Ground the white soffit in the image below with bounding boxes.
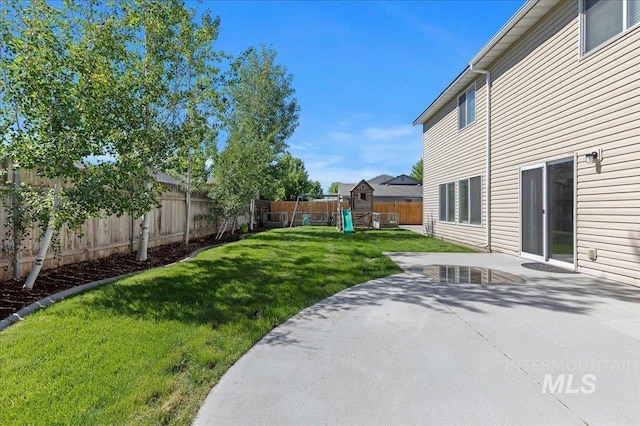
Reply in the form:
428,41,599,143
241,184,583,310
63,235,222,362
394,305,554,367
413,0,560,126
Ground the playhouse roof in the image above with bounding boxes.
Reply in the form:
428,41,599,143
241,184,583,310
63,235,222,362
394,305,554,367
349,179,374,193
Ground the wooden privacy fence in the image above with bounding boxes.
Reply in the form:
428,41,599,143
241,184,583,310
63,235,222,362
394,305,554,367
0,170,218,281
268,201,423,226
372,202,423,225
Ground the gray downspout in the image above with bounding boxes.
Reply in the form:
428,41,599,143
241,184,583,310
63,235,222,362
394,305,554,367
470,64,491,251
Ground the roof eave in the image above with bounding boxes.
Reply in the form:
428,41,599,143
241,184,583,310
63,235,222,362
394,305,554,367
413,0,560,126
412,66,470,126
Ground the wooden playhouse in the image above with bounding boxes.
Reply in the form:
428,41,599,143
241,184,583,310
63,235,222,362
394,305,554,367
349,180,374,228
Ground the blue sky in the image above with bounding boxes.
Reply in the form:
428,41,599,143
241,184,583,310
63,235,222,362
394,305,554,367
198,0,524,192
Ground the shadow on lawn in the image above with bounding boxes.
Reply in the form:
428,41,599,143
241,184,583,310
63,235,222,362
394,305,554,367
85,228,640,334
85,246,386,327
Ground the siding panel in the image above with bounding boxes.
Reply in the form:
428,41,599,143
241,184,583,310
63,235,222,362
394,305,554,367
488,0,640,285
421,0,640,285
423,78,488,247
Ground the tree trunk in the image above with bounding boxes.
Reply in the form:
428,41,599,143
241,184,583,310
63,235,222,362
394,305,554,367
136,212,151,262
23,179,61,289
129,214,135,252
136,181,153,261
249,198,255,231
184,166,191,245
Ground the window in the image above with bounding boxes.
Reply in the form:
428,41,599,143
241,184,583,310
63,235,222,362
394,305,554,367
359,193,367,200
630,0,640,27
581,0,640,55
458,176,482,225
458,84,476,130
439,182,455,222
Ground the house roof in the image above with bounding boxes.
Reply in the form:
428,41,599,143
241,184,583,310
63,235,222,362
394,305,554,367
413,0,560,126
368,174,394,184
152,170,179,185
380,174,421,185
337,182,422,199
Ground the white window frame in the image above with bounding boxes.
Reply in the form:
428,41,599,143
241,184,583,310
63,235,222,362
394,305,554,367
457,83,476,130
457,175,482,226
580,0,640,58
439,182,455,223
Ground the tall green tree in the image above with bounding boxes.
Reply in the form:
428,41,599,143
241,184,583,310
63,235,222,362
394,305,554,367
268,152,322,201
410,158,423,182
164,7,221,245
0,0,147,287
0,0,220,285
115,0,186,261
328,182,340,194
211,46,299,219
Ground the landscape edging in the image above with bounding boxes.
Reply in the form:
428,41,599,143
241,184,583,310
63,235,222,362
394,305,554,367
0,244,221,333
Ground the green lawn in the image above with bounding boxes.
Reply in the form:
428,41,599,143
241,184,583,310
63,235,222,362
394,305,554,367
0,227,472,425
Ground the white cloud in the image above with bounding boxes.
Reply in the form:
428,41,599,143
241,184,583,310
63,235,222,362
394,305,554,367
360,137,421,166
289,120,422,192
327,131,353,141
363,125,414,140
305,155,345,170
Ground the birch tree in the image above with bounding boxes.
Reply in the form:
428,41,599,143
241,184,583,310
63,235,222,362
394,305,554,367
164,8,221,245
0,0,212,285
211,46,299,222
0,0,136,288
109,0,199,260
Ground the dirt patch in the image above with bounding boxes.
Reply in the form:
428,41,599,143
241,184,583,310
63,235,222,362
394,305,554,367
0,231,251,321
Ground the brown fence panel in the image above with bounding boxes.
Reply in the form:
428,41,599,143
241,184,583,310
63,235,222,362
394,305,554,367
270,201,348,219
268,200,422,226
373,202,423,225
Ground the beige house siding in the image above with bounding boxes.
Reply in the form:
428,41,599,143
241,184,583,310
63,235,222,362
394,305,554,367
419,0,639,286
488,0,640,285
422,78,487,248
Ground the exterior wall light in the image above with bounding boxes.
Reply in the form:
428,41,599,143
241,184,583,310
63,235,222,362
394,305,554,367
585,151,598,164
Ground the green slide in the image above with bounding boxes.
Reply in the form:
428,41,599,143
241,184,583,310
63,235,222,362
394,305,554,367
342,208,354,233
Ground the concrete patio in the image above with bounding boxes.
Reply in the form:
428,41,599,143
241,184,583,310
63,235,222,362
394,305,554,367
194,253,640,425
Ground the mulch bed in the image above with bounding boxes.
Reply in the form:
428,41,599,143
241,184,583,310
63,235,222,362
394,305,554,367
0,231,248,321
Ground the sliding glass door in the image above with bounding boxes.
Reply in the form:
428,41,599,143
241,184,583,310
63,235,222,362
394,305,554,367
520,158,574,266
521,165,544,257
547,160,574,263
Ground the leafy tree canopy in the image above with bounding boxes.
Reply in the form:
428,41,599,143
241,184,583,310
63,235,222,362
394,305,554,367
265,152,322,201
410,158,423,182
211,46,299,216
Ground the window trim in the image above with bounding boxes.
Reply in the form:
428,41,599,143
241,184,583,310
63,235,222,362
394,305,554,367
457,175,482,227
580,0,640,58
457,83,476,130
439,182,456,223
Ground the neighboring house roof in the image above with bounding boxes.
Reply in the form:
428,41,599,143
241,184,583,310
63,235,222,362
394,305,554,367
413,0,560,126
380,174,421,185
367,174,394,184
152,170,179,185
364,184,422,199
338,178,422,199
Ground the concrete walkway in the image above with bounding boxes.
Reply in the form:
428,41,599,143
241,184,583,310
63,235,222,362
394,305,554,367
399,224,424,235
193,253,640,426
